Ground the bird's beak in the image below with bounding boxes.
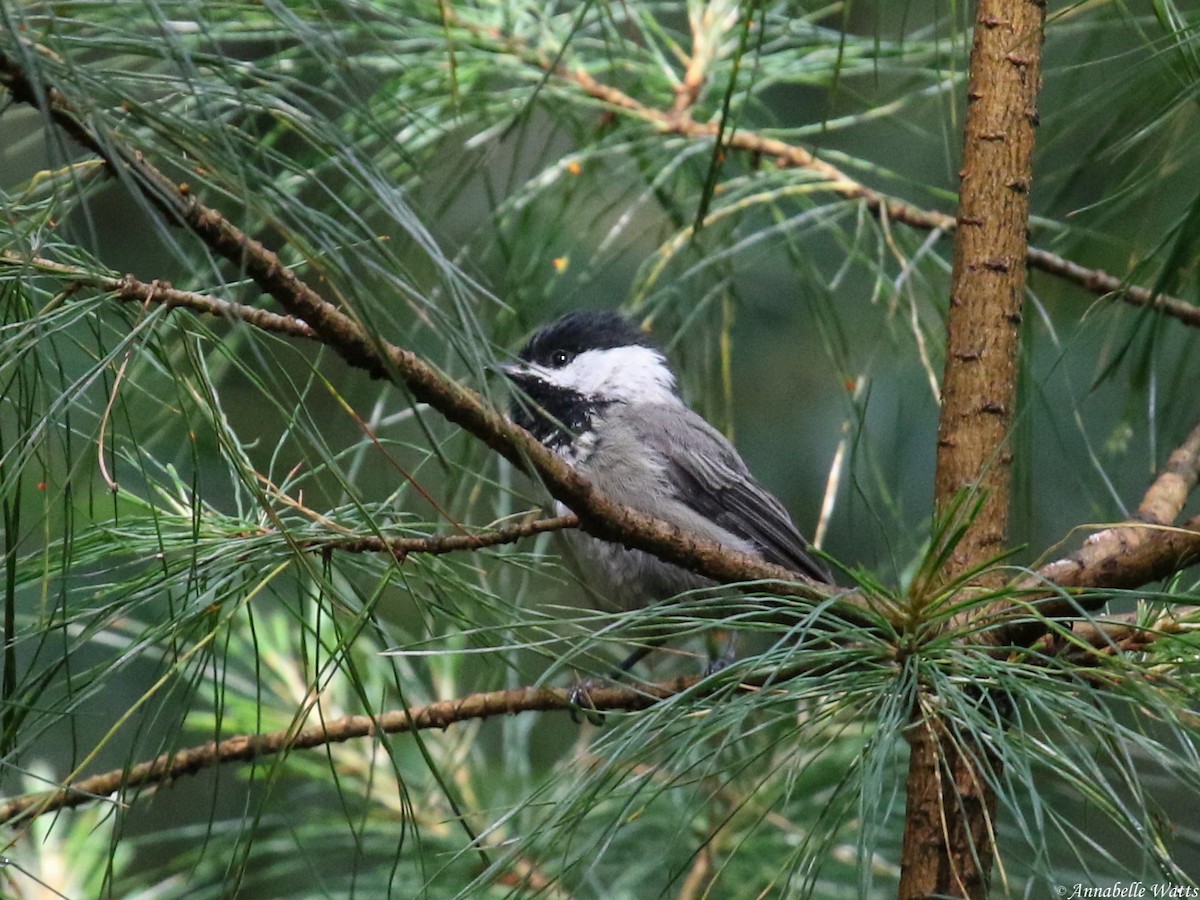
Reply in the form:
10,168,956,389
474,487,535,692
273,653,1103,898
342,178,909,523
491,361,534,384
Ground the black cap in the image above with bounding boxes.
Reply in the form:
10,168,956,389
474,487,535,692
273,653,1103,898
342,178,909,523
518,311,654,367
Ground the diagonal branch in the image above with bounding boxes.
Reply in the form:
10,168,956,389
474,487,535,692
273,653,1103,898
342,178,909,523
1135,420,1200,526
557,60,1200,330
0,45,883,624
995,515,1200,648
0,669,754,826
0,253,317,339
0,682,670,826
8,596,1195,829
979,419,1200,649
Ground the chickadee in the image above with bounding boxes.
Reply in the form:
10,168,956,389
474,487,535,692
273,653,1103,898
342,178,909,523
499,310,831,677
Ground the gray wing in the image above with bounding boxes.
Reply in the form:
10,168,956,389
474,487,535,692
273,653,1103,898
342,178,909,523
632,405,833,583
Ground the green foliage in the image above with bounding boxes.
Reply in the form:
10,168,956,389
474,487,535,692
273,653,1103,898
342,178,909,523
3,1,1200,897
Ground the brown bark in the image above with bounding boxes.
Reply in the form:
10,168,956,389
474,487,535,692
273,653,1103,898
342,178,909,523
932,1,1045,587
902,719,1001,899
902,2,1046,898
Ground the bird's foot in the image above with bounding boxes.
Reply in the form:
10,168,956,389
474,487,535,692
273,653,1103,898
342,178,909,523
702,629,738,678
703,647,738,677
567,677,608,726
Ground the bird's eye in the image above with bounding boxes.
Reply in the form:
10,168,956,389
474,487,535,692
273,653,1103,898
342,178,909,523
550,349,572,368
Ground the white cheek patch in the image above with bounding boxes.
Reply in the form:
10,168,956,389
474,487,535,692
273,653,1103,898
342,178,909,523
551,346,676,404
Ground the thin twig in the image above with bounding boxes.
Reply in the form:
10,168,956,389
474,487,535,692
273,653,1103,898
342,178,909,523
667,3,730,120
555,64,1200,329
1053,604,1200,658
0,253,318,339
311,514,578,556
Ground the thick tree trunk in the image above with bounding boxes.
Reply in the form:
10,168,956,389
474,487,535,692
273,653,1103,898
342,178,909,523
933,0,1045,585
900,1,1046,898
900,718,1003,898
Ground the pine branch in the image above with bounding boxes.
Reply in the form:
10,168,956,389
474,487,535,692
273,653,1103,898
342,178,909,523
978,420,1200,648
0,684,642,825
7,592,1193,830
310,514,578,556
0,671,743,826
1136,421,1200,526
1,42,882,625
528,36,1200,329
0,253,318,339
1050,605,1200,659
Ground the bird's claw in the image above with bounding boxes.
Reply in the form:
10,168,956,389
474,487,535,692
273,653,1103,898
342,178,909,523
703,648,737,677
567,677,608,726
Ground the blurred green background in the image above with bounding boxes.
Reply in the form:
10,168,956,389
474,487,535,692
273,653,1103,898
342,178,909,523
3,1,1200,896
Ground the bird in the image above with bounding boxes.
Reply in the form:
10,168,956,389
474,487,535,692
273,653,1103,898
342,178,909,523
497,310,831,690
